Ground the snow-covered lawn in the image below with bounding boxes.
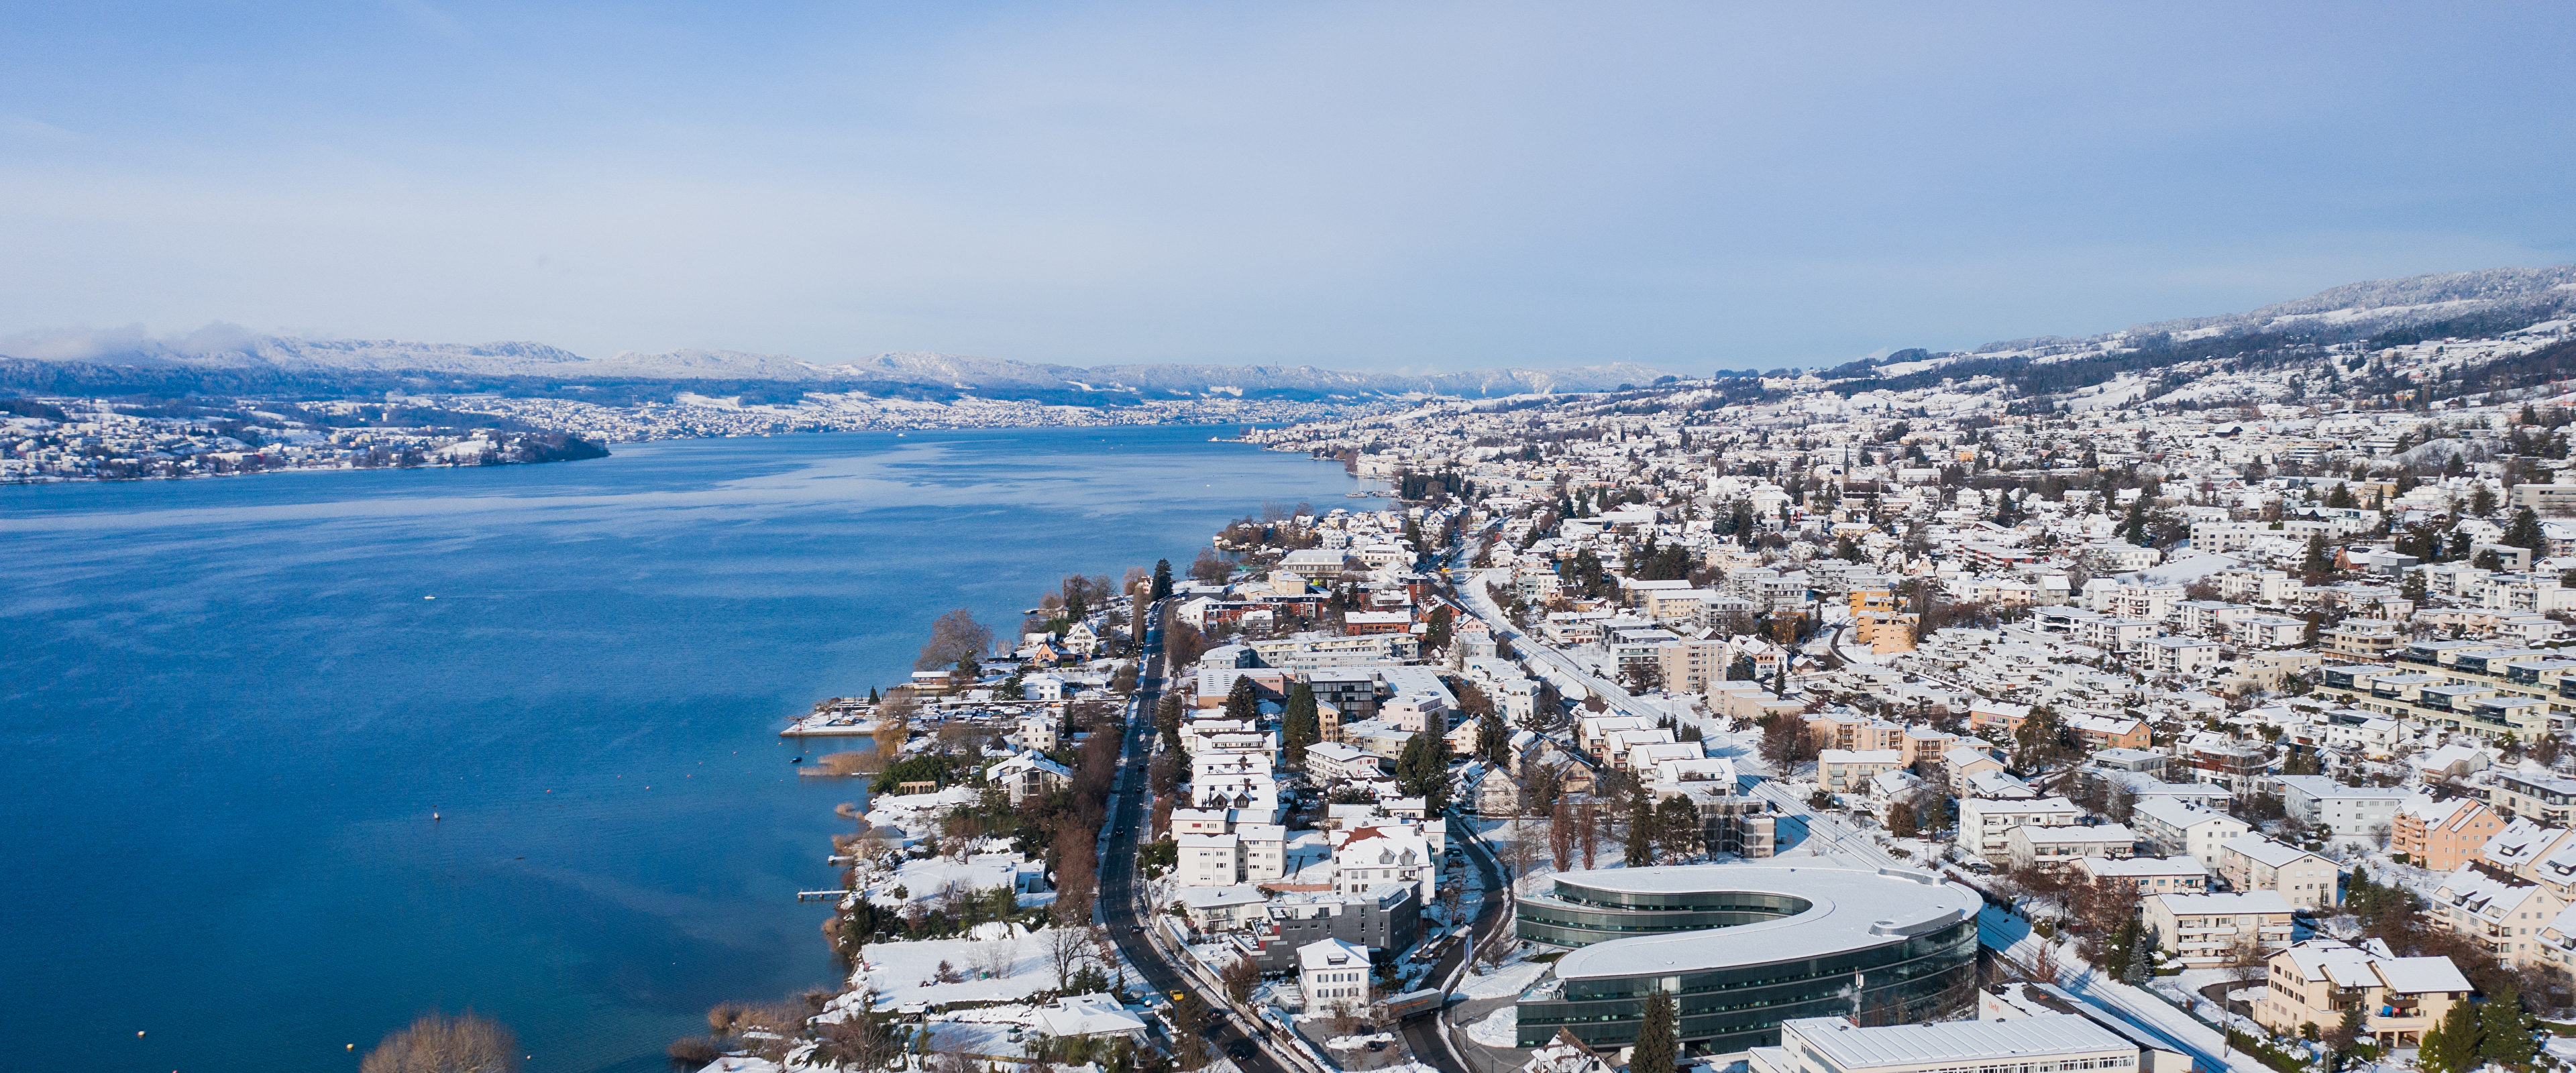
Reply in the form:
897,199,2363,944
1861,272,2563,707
922,1016,1034,1060
1456,958,1548,1001
866,787,984,841
848,925,1066,1009
1466,1007,1518,1048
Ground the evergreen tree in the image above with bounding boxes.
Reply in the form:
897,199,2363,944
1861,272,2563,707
2123,495,2150,545
1631,992,1678,1073
1224,677,1260,722
1394,732,1453,813
1426,606,1454,650
2479,984,2533,1068
2301,532,2333,583
2123,926,2156,985
1151,559,1174,601
1477,714,1510,768
2420,995,2481,1073
2506,506,2548,556
1283,682,1319,767
1658,794,1705,860
1625,793,1656,866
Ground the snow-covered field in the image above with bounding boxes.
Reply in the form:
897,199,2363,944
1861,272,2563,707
847,924,1065,1009
1466,1007,1518,1048
1455,957,1548,1001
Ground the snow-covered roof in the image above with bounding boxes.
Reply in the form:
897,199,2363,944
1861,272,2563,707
2374,956,2473,996
1783,1013,2131,1070
1032,993,1148,1037
2220,833,2326,868
1297,937,1367,970
2153,891,2294,915
2080,854,2204,877
1174,885,1267,910
2019,823,2135,846
1542,860,1980,984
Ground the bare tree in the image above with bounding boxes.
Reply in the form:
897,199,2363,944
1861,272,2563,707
1221,952,1260,1006
1046,921,1094,990
1503,815,1539,883
916,608,993,671
977,934,1018,979
362,1012,523,1073
1548,798,1574,871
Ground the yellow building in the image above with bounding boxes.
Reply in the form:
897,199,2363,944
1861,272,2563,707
2256,939,2469,1047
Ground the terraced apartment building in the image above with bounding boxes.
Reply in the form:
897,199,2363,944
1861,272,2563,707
2314,640,2576,742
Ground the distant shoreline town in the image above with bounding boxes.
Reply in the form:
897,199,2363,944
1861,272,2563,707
0,392,1374,484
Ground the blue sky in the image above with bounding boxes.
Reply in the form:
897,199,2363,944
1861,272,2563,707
2,1,2571,372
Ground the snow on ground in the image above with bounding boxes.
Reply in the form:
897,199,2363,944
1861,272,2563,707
1980,907,2273,1073
1466,1007,1518,1048
847,925,1063,1009
922,1015,1034,1059
2118,551,2237,587
866,786,983,840
1328,1033,1399,1050
694,1058,784,1073
868,854,1030,906
1456,957,1549,1001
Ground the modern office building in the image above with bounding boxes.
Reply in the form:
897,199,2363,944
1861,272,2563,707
1513,861,1982,1054
1751,1013,2142,1073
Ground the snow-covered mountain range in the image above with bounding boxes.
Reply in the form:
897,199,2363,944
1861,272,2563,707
0,330,1672,400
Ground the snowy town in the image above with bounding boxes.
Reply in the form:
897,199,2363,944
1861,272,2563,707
0,389,1360,483
679,311,2576,1073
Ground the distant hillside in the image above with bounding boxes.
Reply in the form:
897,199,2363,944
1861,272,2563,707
0,331,1670,404
1819,263,2576,400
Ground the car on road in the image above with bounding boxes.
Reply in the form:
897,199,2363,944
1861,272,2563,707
1227,1041,1256,1062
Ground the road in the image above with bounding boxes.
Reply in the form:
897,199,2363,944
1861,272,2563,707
1455,567,1668,725
1746,778,1903,867
1978,907,2267,1073
1099,598,1288,1073
1406,815,1508,1073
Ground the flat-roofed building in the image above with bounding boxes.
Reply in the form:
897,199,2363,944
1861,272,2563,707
1819,748,1904,796
2131,797,2250,860
2276,776,2407,843
2008,824,2137,872
1513,862,1980,1054
1750,1015,2139,1073
2497,769,2576,826
1956,796,2082,865
2145,891,2294,967
2080,855,2208,896
2216,834,2340,910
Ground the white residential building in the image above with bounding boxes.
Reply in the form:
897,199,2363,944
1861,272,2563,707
2131,797,2250,861
2276,776,2407,843
1955,796,2081,866
1297,938,1373,1012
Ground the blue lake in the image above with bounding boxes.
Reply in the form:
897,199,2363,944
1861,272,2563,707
0,425,1362,1073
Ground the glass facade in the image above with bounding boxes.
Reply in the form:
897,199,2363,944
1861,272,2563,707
1517,881,1813,946
1513,877,1979,1053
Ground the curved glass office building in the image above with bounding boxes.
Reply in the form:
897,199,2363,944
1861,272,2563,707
1512,861,1981,1055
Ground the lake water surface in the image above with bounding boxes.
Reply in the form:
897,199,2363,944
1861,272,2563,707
0,425,1361,1073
